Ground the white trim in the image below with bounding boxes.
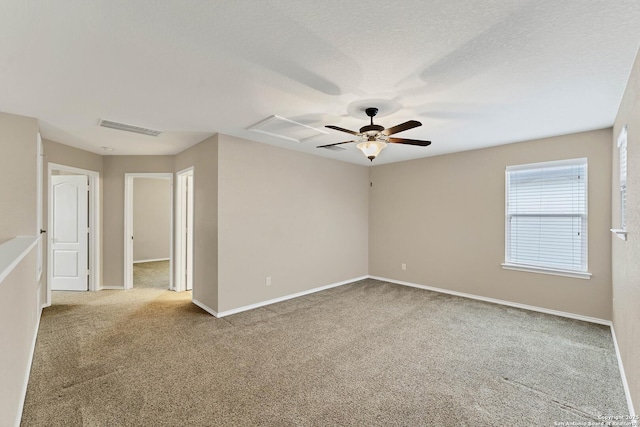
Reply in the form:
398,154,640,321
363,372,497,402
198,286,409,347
214,276,368,318
192,298,218,317
101,286,125,290
124,173,174,290
15,302,42,427
175,167,194,293
46,163,101,304
505,157,588,172
501,263,592,280
610,325,636,420
0,236,39,285
611,229,628,241
133,258,170,264
369,276,610,325
197,273,605,324
617,125,628,234
618,125,628,148
36,133,43,281
505,157,589,274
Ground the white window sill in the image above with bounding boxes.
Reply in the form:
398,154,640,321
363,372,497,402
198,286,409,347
501,263,592,280
610,229,628,241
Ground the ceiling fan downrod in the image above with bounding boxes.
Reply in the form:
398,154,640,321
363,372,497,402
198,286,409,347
360,108,384,134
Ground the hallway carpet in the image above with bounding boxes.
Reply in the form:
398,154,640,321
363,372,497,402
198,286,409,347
22,279,628,426
133,260,170,289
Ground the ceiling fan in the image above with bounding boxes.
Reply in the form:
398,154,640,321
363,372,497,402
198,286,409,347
317,107,431,161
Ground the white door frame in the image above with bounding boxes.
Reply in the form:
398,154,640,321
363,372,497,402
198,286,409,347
175,167,194,292
124,173,174,290
37,132,43,283
46,163,101,307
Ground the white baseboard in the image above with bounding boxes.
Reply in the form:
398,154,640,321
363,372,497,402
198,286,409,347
369,276,611,326
610,325,636,419
100,286,125,290
133,258,169,264
204,275,368,318
216,275,368,318
16,304,42,427
192,298,218,317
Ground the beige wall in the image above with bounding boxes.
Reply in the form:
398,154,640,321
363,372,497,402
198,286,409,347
0,111,40,426
217,134,369,312
612,47,640,413
103,156,174,286
43,138,103,173
133,178,171,262
0,112,38,240
174,135,218,310
370,129,612,320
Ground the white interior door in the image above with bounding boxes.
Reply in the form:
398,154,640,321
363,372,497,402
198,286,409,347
51,175,88,291
185,174,193,291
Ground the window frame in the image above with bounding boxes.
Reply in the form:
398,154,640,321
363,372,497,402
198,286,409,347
619,125,628,234
502,158,591,279
611,126,628,241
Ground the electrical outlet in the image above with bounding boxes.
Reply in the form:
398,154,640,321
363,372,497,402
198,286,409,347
266,276,271,286
401,263,406,271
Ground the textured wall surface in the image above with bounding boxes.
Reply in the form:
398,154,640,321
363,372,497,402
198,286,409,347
612,46,640,413
370,129,612,320
0,112,38,240
0,111,40,426
174,135,218,310
217,134,369,312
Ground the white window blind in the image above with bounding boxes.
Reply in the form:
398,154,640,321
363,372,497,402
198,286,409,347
618,126,628,230
505,158,587,273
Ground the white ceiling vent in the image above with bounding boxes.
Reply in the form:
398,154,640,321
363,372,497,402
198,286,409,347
248,115,327,143
99,119,162,137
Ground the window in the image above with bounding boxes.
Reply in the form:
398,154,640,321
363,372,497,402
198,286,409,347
618,126,628,231
503,158,590,279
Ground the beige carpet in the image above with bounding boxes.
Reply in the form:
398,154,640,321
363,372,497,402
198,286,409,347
22,279,627,426
133,260,169,289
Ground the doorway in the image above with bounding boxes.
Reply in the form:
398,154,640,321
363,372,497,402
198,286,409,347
46,163,101,306
175,167,194,292
124,173,173,290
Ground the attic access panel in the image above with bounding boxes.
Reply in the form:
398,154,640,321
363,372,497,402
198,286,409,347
248,115,327,143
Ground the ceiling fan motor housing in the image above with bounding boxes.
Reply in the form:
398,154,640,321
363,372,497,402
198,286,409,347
360,107,384,134
360,124,384,134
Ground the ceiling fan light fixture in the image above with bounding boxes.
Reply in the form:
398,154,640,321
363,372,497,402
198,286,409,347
357,140,387,161
318,106,430,159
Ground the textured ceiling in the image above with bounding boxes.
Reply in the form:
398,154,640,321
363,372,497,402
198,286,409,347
2,0,640,165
